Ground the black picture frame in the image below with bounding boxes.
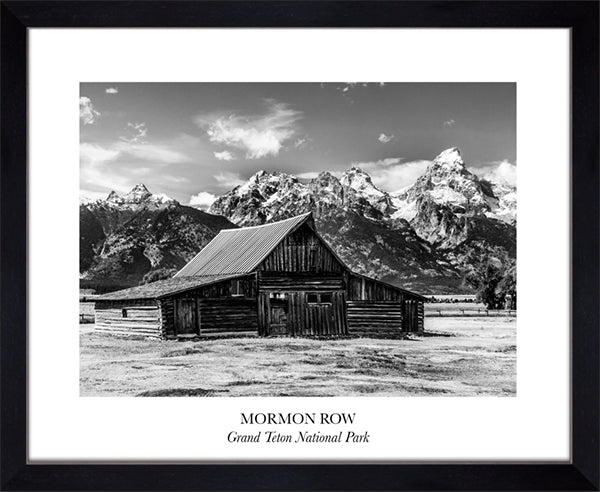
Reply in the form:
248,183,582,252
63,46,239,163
1,1,598,490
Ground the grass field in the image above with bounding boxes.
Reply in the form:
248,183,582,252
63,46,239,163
80,316,516,397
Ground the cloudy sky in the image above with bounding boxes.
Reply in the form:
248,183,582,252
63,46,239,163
80,83,516,208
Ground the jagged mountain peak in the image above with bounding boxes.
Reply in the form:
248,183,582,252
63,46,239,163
407,147,490,212
344,165,370,176
313,171,340,185
341,166,383,194
124,183,152,202
88,184,178,211
235,170,301,199
106,190,121,202
342,166,374,184
427,147,467,175
129,183,150,193
250,169,297,182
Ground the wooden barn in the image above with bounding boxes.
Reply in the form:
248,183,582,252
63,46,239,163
94,212,426,339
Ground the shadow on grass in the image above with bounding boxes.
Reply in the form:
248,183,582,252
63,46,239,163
137,388,229,397
226,380,269,386
160,347,209,358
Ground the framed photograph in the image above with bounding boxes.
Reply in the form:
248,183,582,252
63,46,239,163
2,1,598,490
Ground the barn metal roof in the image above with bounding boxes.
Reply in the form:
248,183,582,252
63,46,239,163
93,274,250,301
174,212,313,277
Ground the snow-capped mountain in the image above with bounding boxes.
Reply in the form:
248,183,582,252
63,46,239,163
79,149,517,294
96,184,176,209
487,182,517,224
80,185,234,289
340,166,397,216
395,148,513,220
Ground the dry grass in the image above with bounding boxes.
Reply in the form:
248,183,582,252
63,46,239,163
80,316,516,397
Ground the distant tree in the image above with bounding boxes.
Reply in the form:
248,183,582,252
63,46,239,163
497,264,516,309
464,248,516,310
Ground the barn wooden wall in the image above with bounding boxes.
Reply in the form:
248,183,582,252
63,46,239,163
259,224,344,273
158,277,259,337
347,301,403,337
346,274,425,334
157,298,174,338
403,299,424,333
198,299,258,334
347,274,404,301
172,276,257,300
258,272,343,291
94,299,162,338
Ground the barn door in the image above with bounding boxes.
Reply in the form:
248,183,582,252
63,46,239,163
269,299,288,335
308,303,334,335
176,298,199,336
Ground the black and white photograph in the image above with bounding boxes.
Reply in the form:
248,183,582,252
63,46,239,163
79,82,517,397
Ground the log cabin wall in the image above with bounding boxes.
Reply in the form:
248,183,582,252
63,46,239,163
94,299,162,338
157,297,175,338
345,273,425,335
198,299,258,334
168,276,257,300
347,274,404,301
346,301,403,337
403,299,424,333
258,272,344,291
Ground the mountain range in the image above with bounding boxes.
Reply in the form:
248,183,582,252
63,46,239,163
80,184,235,290
80,148,516,293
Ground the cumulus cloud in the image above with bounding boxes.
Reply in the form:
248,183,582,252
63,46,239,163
214,171,245,188
378,133,394,143
105,87,119,94
476,160,517,186
189,191,217,210
79,96,100,125
350,157,431,192
195,100,302,159
214,150,235,161
443,119,456,128
120,122,148,144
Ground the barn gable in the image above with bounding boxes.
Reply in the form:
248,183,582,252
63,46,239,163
257,220,346,273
